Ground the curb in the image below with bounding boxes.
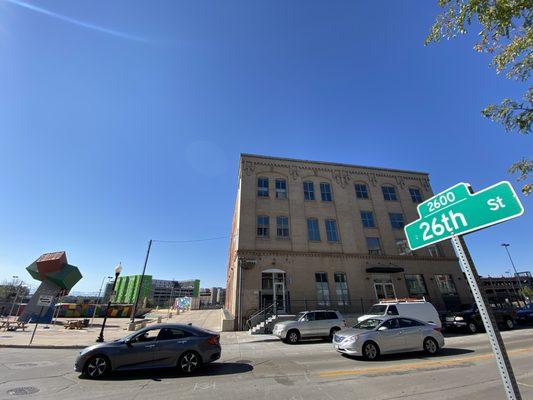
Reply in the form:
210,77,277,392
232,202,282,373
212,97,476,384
0,344,86,349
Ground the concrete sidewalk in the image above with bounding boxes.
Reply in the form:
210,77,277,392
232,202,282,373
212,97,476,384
0,309,265,349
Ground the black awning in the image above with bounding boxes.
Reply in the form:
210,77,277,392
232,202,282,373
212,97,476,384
366,266,404,273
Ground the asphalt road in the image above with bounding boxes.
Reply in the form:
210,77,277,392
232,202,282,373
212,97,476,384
1,328,532,400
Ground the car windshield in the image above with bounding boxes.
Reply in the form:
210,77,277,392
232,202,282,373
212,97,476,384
367,305,387,315
353,318,382,330
459,304,476,312
121,329,148,342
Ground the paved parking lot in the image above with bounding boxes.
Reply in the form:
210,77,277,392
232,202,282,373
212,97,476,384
1,327,532,400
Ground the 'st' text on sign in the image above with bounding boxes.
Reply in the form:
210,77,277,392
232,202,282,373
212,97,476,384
404,181,524,250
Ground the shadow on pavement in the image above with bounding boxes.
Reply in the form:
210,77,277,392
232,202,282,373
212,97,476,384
442,324,532,338
78,362,253,381
342,347,475,362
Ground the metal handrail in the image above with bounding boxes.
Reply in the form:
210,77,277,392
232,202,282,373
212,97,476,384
245,303,275,330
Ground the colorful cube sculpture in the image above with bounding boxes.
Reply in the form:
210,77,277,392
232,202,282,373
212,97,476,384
26,251,82,291
19,251,82,323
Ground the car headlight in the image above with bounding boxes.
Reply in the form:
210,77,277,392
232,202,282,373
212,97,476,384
343,335,358,344
454,316,464,321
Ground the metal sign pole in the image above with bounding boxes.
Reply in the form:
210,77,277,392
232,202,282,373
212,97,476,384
29,306,45,346
451,235,522,400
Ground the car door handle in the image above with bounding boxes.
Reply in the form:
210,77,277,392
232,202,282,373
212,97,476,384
144,344,156,349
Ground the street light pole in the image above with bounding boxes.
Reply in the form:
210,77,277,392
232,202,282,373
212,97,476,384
7,276,21,324
96,263,122,343
501,243,527,304
90,276,113,327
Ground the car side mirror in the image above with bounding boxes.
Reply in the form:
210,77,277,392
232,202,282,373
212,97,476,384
124,338,133,346
378,326,388,331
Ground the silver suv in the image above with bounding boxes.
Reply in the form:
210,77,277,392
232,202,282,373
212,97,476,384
272,310,346,344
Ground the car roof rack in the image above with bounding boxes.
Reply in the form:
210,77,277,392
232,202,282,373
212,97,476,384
379,297,427,303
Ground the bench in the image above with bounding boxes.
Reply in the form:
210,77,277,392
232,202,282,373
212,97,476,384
64,320,84,330
1,320,27,331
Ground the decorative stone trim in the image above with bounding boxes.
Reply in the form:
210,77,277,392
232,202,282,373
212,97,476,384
241,159,429,190
235,248,457,262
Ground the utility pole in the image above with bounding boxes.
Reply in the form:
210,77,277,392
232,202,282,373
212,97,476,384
131,239,152,324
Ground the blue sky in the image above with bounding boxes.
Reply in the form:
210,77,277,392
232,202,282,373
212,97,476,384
0,1,530,293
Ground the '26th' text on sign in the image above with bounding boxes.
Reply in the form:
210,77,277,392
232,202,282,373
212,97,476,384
404,181,524,250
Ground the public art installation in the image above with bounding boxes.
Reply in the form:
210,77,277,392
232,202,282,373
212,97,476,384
19,251,82,323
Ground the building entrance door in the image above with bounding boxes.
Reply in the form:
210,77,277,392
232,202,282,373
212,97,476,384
273,281,286,314
261,269,287,314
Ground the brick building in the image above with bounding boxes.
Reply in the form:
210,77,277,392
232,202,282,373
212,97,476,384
226,154,472,329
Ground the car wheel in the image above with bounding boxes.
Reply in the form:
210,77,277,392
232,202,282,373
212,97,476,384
286,330,300,344
178,351,201,374
328,327,341,342
362,341,380,361
467,322,478,334
84,356,110,379
423,337,439,355
504,318,514,330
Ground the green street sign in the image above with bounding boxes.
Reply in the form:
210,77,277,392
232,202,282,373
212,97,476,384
405,181,524,250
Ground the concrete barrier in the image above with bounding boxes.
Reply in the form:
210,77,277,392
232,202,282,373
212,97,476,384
220,308,235,332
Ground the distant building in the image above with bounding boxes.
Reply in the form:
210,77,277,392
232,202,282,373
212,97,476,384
110,275,201,307
209,287,225,305
481,272,532,306
226,154,474,329
216,288,226,305
115,275,153,304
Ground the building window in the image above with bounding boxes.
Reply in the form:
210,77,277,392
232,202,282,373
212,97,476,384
275,179,287,199
396,239,412,256
374,278,395,299
320,182,332,202
257,177,269,197
303,181,315,200
276,216,289,238
360,211,375,228
256,216,269,237
409,188,423,203
389,213,405,229
382,185,398,201
354,183,369,199
405,274,428,297
428,245,444,257
435,274,457,295
307,218,321,241
334,272,349,306
366,237,382,255
325,219,339,242
315,272,330,306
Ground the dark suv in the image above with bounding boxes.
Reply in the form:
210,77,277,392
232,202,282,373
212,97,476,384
443,304,517,333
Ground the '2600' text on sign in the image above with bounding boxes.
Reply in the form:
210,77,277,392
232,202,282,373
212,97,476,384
404,181,524,250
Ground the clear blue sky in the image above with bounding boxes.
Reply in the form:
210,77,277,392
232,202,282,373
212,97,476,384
0,1,530,293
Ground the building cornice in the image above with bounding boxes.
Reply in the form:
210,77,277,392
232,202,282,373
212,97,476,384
239,154,431,190
235,248,457,263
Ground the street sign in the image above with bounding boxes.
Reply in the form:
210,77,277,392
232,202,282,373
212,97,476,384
404,180,526,400
405,181,524,250
36,295,54,307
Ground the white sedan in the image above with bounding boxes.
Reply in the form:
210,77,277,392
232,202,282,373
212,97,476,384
332,316,444,360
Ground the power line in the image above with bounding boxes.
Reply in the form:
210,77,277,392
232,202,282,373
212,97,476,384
152,234,237,244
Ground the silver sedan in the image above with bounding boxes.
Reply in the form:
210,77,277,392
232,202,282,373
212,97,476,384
332,316,444,360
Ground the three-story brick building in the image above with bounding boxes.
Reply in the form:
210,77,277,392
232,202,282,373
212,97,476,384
226,154,472,329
